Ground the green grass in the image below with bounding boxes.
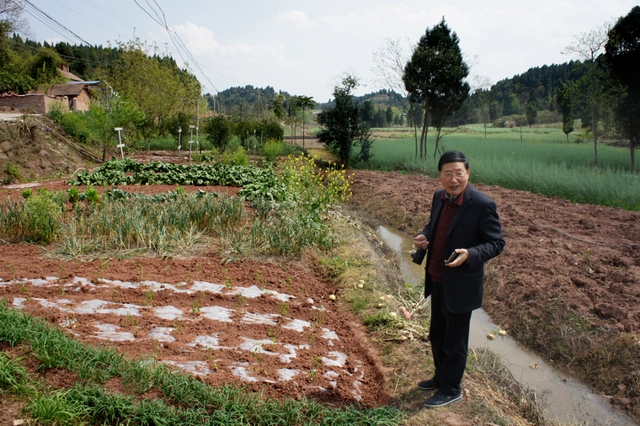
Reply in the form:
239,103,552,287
0,301,404,425
359,126,639,210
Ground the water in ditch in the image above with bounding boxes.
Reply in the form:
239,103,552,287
377,225,637,426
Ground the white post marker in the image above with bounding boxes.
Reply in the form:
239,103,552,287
114,127,124,159
189,125,195,161
177,127,182,159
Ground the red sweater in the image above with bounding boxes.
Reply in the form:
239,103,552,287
427,187,466,282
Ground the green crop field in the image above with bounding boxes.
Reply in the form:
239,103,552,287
360,126,639,210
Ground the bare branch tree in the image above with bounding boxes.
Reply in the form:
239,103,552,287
0,0,31,36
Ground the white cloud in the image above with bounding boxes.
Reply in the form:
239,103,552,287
276,10,317,30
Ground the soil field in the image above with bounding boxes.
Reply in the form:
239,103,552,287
0,183,390,410
1,148,640,422
347,169,640,418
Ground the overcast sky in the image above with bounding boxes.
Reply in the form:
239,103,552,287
22,0,639,102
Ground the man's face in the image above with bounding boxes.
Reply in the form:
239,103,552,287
439,161,469,197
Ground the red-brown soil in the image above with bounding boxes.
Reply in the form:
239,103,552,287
347,169,640,417
348,170,640,334
0,175,389,408
1,157,639,420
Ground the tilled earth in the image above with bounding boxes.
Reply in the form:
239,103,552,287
1,163,639,419
0,181,386,408
347,170,640,334
347,169,640,417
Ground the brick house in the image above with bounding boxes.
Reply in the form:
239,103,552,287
0,65,100,114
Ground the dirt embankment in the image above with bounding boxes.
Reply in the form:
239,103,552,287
0,118,99,184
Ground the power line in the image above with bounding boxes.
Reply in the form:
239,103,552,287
48,0,121,37
81,0,134,29
23,9,77,45
22,0,92,45
132,0,219,94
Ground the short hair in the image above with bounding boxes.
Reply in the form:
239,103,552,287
438,150,469,171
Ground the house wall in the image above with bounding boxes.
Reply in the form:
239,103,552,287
0,94,47,114
73,90,90,111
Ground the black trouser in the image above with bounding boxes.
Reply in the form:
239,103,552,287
429,279,472,396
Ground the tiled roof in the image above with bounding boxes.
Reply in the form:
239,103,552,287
59,68,84,82
49,84,87,96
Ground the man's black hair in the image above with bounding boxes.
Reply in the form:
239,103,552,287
438,150,469,171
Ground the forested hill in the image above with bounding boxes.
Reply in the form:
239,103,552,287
478,60,587,119
204,86,292,118
1,35,196,94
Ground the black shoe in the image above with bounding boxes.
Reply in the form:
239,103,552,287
423,391,462,408
417,378,438,391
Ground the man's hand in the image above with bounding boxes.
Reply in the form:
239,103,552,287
445,248,468,267
413,234,429,250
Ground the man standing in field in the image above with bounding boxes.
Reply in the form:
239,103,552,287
413,150,505,408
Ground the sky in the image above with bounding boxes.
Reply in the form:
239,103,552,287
21,0,640,102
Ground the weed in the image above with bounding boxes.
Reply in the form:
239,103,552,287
236,294,248,309
224,277,232,289
191,298,201,314
84,186,101,204
278,303,289,317
143,290,154,306
282,276,292,292
68,187,80,206
5,162,22,184
124,314,137,327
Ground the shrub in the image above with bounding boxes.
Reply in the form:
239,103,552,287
59,112,91,143
262,139,286,162
5,162,22,184
221,146,248,166
0,188,64,244
46,100,69,123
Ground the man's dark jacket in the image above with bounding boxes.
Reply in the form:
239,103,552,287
416,184,505,314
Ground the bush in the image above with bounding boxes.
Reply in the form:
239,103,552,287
221,146,248,166
262,139,286,162
493,114,526,128
258,119,285,141
4,162,22,184
536,110,561,125
59,112,91,143
0,188,65,244
46,100,69,123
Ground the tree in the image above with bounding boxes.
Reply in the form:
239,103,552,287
268,93,286,121
204,115,233,152
27,48,65,86
403,18,470,159
85,95,145,161
360,100,374,127
317,75,372,167
605,6,640,173
556,85,574,143
0,0,29,36
385,106,394,126
562,22,612,166
525,102,538,127
295,95,315,150
99,40,201,138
